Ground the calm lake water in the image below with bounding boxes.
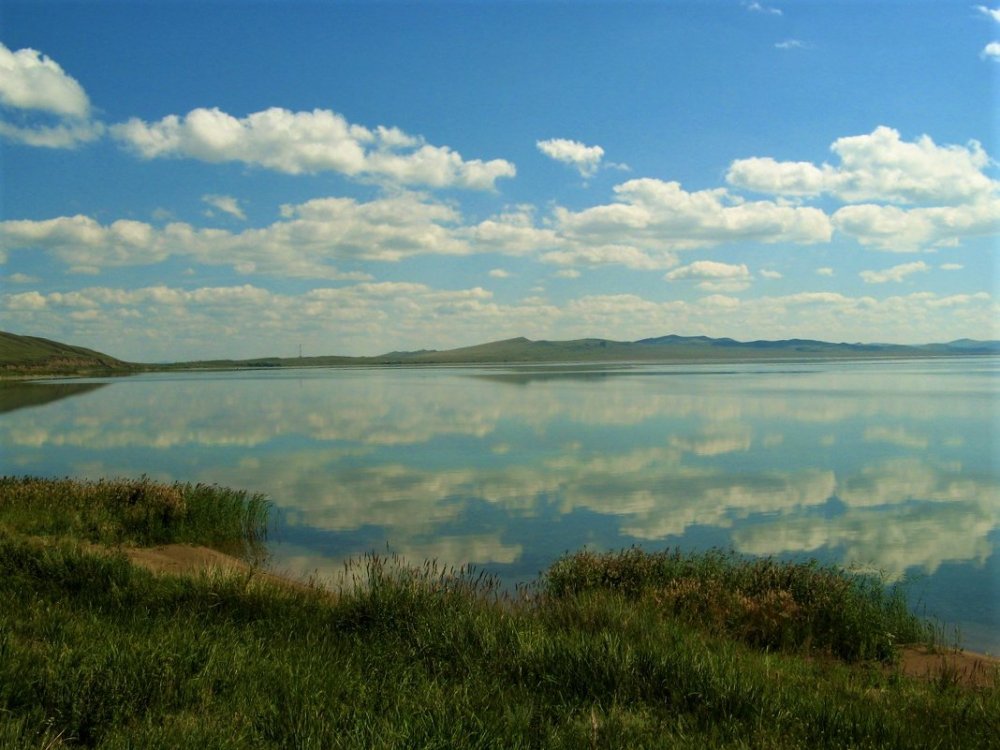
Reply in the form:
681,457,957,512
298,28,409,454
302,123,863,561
3,358,998,652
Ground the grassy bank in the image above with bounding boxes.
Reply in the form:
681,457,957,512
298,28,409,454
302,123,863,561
0,476,269,557
1,477,996,748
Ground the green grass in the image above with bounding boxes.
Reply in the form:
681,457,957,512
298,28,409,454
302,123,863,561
0,476,269,557
1,477,996,749
543,547,928,663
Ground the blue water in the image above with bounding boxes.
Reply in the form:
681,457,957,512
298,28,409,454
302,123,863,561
2,358,997,652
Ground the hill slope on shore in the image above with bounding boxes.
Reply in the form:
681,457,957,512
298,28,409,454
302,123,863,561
0,332,136,376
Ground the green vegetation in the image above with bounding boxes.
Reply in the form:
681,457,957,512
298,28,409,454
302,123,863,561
0,476,269,557
0,332,136,376
1,477,997,748
545,548,926,663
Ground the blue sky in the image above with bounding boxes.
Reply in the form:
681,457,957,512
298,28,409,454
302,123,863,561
1,0,998,360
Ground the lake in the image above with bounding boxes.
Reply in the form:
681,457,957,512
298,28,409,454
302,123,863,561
2,358,997,652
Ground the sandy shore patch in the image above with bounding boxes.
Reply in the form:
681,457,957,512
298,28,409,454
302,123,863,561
122,543,251,576
897,646,999,689
117,542,311,592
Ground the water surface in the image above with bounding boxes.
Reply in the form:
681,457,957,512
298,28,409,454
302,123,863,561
2,359,997,651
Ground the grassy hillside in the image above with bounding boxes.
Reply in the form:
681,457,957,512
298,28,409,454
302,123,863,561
0,331,135,376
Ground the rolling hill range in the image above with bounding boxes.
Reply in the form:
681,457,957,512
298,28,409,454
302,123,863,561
3,331,998,376
364,335,1000,364
173,334,1000,368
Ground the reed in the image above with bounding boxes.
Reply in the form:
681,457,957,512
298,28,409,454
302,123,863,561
0,475,269,556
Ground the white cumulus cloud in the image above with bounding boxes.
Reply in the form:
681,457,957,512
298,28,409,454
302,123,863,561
202,194,246,221
665,261,752,291
0,43,90,117
536,138,605,178
727,126,1000,251
112,106,516,190
859,261,930,284
0,43,103,148
728,126,995,205
552,178,832,260
0,192,477,277
982,41,1000,60
0,120,103,148
977,6,1000,22
832,199,1000,251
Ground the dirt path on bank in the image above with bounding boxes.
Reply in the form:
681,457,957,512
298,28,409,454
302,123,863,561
117,542,312,592
121,543,251,576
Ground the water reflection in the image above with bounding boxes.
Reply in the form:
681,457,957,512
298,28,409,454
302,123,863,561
0,381,106,414
1,360,996,649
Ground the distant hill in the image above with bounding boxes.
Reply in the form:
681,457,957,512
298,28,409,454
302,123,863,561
173,334,1000,369
5,331,998,376
367,335,1000,365
0,332,135,376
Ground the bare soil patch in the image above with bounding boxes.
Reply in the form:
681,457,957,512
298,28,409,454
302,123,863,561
116,542,309,592
121,543,250,576
898,646,999,689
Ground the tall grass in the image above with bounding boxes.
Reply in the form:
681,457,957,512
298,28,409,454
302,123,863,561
1,477,996,748
1,543,996,749
0,475,269,556
543,547,929,662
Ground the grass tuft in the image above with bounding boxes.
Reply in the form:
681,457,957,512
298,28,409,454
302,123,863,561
543,547,929,662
